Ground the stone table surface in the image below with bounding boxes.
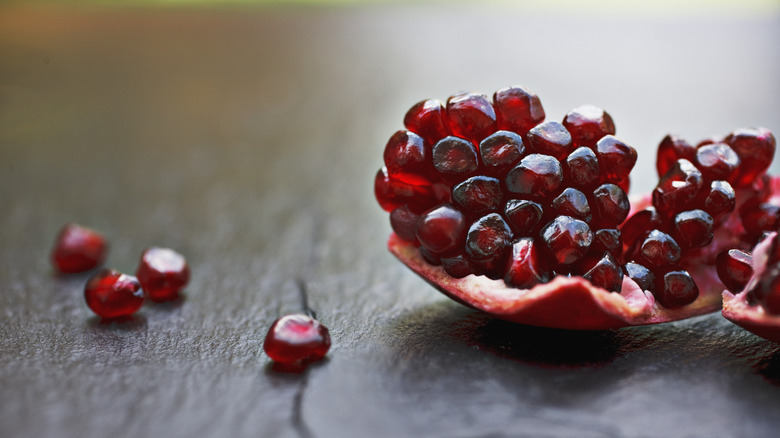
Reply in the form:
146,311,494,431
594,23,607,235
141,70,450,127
1,3,780,438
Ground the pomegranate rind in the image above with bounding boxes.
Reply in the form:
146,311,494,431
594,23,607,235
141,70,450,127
389,233,721,330
722,231,780,343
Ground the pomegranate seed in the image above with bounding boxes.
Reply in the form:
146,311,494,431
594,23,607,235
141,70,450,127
652,159,704,219
504,199,544,236
504,237,550,288
591,183,630,228
624,262,655,292
390,205,420,243
419,246,442,266
595,135,637,185
441,254,473,278
479,131,525,175
446,92,497,143
464,213,513,265
432,136,479,180
695,143,740,182
136,247,190,302
551,187,592,222
84,269,145,319
725,127,776,188
620,207,663,250
656,134,696,178
403,99,449,146
540,215,593,265
655,270,699,308
701,180,736,219
716,249,753,293
591,228,621,256
374,167,436,213
415,204,466,254
263,313,331,364
671,209,714,249
452,176,503,219
635,229,681,269
583,252,623,292
739,199,780,244
563,146,600,189
505,154,564,201
561,105,615,148
51,223,107,274
493,85,545,135
383,130,428,176
526,121,573,159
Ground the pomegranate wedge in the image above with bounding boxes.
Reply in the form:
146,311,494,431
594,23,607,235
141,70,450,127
377,86,776,330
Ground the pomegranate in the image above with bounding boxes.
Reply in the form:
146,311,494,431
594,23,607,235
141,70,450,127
377,85,776,330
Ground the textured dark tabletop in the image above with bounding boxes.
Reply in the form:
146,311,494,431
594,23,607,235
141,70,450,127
2,3,780,438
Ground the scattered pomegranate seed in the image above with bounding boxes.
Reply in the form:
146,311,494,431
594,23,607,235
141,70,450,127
561,104,615,148
84,269,144,319
493,85,545,135
135,247,190,302
51,223,107,274
264,313,331,365
716,249,753,293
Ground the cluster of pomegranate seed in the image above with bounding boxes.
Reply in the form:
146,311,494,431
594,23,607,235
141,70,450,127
263,313,331,366
376,86,778,312
51,223,190,319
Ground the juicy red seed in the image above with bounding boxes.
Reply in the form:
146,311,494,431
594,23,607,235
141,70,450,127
652,159,704,219
451,176,503,219
419,246,442,266
591,183,629,228
84,269,145,319
136,247,190,302
583,252,624,292
695,143,740,181
493,85,545,135
551,187,591,222
620,207,663,249
656,134,696,178
383,130,427,175
725,127,776,188
504,199,544,236
479,131,525,174
504,237,550,288
636,230,681,268
563,146,600,189
561,105,616,148
263,313,331,364
655,270,699,308
671,209,714,249
465,213,513,261
403,99,449,146
540,215,593,265
624,262,655,292
595,135,637,184
505,154,563,201
374,167,436,213
739,199,780,243
416,204,467,254
446,92,497,143
51,223,108,274
701,180,736,219
716,249,753,293
525,121,573,159
441,254,472,278
389,205,420,243
592,228,622,256
432,136,479,179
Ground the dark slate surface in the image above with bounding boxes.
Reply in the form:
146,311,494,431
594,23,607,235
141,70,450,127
2,4,780,438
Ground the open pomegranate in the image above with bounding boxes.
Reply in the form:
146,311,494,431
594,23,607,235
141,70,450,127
376,86,776,330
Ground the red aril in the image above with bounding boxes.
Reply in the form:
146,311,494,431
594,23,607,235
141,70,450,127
51,223,107,274
84,269,144,319
264,313,331,365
